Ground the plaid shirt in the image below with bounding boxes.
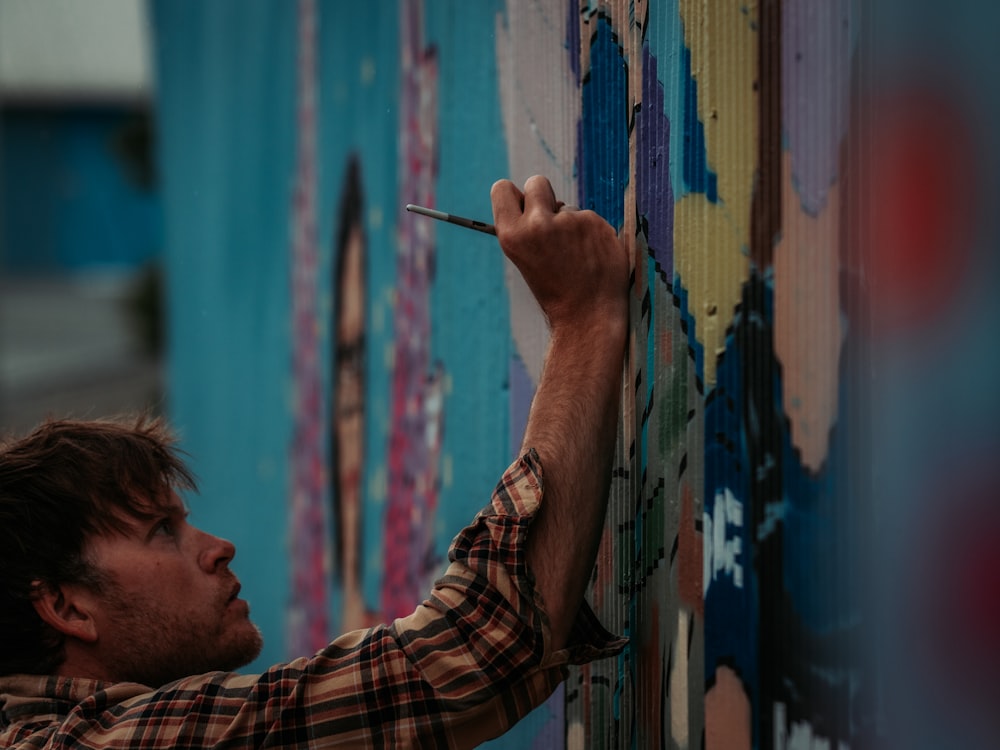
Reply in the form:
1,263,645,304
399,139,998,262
0,451,625,749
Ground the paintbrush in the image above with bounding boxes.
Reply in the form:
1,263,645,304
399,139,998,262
405,204,496,236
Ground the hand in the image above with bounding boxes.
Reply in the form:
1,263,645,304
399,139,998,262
490,176,628,332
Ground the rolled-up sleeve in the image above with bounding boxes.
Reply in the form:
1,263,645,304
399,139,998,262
379,448,627,745
264,448,625,746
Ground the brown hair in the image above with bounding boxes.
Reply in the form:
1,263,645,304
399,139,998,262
0,415,196,675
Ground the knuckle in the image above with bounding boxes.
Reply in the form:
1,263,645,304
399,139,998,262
524,211,554,238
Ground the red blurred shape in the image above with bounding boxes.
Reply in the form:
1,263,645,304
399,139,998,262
868,87,978,330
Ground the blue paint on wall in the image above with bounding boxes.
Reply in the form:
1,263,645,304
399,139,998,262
646,0,718,204
425,0,511,550
703,329,758,739
581,15,628,229
679,46,719,202
150,0,298,673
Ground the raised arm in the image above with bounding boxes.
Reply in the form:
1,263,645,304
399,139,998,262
491,175,629,651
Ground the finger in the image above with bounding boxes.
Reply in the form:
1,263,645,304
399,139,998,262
490,179,525,227
522,175,558,215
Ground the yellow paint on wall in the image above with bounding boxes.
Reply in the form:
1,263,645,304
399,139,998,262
675,0,758,386
674,195,750,385
773,152,844,472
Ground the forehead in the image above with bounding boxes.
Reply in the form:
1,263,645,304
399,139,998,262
107,488,188,533
132,487,187,515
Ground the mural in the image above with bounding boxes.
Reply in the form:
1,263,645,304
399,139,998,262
153,0,1000,747
494,2,864,746
287,0,330,658
380,0,446,623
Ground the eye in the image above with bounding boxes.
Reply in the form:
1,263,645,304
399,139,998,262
149,507,190,542
153,516,181,539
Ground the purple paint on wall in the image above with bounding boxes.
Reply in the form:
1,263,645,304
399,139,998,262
566,0,581,84
637,44,674,277
528,683,566,750
288,0,330,657
508,352,533,458
381,0,444,623
782,0,852,215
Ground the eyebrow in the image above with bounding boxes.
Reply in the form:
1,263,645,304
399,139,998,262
159,500,190,521
133,494,190,526
141,505,190,540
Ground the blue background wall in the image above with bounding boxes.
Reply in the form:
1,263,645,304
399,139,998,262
1,108,160,273
150,0,512,682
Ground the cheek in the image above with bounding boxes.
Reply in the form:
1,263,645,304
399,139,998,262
127,560,203,609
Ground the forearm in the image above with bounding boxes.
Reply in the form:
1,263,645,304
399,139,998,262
489,175,629,652
522,312,626,651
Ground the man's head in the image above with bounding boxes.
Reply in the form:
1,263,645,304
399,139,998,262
0,416,262,685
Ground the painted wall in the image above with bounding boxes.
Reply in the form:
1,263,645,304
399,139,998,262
151,1,1000,748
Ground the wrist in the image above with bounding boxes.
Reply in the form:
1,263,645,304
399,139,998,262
548,301,628,344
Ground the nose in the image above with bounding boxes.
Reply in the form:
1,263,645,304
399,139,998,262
197,529,236,573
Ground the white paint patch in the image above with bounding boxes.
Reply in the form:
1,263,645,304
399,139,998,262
773,702,848,750
703,487,744,594
566,721,585,750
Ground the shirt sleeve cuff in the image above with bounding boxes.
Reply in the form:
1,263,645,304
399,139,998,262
446,449,627,670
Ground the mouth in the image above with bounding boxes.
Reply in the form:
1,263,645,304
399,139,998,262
228,582,242,603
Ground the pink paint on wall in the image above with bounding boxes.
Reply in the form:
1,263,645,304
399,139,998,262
380,0,446,622
288,0,330,657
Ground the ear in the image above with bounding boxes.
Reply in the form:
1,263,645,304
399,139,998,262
31,581,99,643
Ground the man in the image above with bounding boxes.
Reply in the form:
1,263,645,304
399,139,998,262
0,176,629,748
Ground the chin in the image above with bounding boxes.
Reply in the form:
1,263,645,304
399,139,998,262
232,622,265,668
205,621,264,675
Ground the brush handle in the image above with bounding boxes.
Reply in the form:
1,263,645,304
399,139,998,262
405,204,497,236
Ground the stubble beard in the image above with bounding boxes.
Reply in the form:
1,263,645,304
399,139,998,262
98,580,264,687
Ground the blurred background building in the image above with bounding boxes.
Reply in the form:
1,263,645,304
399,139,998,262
0,0,163,434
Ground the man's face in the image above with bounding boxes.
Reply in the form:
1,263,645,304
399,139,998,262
81,491,263,687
